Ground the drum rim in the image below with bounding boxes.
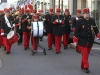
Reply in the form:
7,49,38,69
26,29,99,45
7,31,15,39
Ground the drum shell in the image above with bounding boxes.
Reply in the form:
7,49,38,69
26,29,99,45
31,22,43,37
8,33,19,45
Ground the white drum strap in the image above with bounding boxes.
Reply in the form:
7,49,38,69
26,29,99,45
4,15,11,28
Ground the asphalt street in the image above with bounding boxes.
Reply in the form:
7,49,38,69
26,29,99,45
0,36,100,75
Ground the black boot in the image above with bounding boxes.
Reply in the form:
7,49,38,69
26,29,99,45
24,48,27,50
4,47,6,51
84,68,90,73
56,52,59,54
48,48,52,50
18,43,20,45
6,52,11,54
27,47,30,49
64,46,68,49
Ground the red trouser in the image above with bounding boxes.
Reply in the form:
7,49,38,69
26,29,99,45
3,37,11,52
76,45,81,52
32,37,39,50
73,37,80,51
52,35,55,45
0,31,3,46
23,32,30,48
63,34,70,47
47,33,53,48
0,35,3,46
54,36,62,52
79,43,91,68
3,36,6,48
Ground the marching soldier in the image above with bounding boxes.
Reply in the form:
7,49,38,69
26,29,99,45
27,15,39,53
15,10,23,45
22,9,32,50
0,8,15,54
52,8,64,54
63,8,71,49
72,9,83,53
0,10,4,47
72,9,83,29
74,8,100,73
44,8,54,50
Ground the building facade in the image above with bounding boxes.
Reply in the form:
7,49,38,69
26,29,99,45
32,0,100,30
49,0,100,30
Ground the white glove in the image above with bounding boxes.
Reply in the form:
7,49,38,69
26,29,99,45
1,33,4,35
96,38,100,40
56,19,58,22
76,17,78,20
13,24,15,27
73,42,77,46
44,30,46,32
59,20,62,23
27,16,29,19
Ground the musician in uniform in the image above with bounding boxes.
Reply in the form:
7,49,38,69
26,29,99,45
0,10,4,47
44,8,54,50
72,9,83,53
52,8,64,54
63,8,71,49
27,15,39,53
0,8,15,54
72,9,83,28
15,10,23,45
22,9,32,50
74,8,100,73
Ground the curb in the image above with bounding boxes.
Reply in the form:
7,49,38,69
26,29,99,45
0,57,2,68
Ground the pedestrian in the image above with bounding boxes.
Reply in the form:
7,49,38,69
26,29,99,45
0,8,16,54
27,15,39,53
63,8,71,49
0,10,4,47
22,9,32,50
15,10,23,45
74,8,100,73
44,8,54,50
52,8,64,54
72,9,83,53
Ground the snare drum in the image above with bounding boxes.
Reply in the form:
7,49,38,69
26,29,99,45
31,21,43,37
7,31,19,45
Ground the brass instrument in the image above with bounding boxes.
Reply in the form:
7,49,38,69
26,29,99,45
27,15,31,25
91,25,95,36
19,17,22,29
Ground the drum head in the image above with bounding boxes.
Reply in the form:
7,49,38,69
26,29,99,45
31,22,43,37
7,31,14,39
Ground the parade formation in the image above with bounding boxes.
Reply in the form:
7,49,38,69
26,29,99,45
0,3,100,74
